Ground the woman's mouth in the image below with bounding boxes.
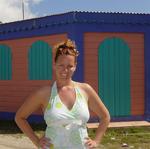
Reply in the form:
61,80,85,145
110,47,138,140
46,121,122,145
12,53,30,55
61,73,67,77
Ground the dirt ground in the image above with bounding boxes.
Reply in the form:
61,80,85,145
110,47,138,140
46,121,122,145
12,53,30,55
0,134,35,149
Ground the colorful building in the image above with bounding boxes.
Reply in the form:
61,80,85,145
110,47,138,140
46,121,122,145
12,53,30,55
0,11,150,122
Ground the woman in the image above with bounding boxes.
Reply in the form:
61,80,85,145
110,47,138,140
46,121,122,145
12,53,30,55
15,39,110,149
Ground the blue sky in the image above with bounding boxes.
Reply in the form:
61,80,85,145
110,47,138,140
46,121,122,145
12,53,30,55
30,0,150,17
0,0,150,23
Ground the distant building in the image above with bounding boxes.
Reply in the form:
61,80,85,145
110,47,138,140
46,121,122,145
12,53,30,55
0,11,150,122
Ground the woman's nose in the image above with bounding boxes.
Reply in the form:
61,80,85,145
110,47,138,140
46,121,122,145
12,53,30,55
63,67,69,72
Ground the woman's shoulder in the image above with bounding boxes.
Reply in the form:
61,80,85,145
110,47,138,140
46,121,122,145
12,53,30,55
36,86,51,96
74,81,92,90
30,84,53,102
74,81,94,98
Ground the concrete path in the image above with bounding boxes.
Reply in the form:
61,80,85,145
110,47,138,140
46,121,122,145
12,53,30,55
0,134,35,149
87,121,150,128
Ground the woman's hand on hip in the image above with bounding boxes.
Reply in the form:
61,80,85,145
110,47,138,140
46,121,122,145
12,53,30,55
84,137,98,149
38,136,52,149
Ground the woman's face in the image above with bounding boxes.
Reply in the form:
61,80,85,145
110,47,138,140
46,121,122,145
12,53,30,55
54,55,76,80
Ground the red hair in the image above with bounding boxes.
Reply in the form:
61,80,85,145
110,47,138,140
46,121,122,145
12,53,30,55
54,39,79,63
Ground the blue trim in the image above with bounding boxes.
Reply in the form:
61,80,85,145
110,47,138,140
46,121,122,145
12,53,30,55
0,111,149,123
89,115,146,123
0,111,15,121
111,116,145,122
27,115,44,123
144,33,150,122
0,111,44,123
67,25,84,82
1,11,150,41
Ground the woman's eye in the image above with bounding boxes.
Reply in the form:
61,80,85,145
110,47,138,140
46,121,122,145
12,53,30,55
68,65,74,69
57,65,63,69
57,64,74,70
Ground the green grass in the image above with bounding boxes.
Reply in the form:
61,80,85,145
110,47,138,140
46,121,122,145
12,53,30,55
88,126,150,149
0,120,150,149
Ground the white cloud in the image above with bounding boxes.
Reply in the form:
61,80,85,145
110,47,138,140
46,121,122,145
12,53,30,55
0,0,43,23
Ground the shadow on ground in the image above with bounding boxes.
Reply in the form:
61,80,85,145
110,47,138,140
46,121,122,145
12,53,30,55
0,120,46,134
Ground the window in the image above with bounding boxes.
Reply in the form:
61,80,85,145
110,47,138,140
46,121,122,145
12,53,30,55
0,45,12,80
28,40,52,80
98,37,130,116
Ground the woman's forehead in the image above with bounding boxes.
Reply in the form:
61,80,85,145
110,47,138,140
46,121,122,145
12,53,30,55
56,55,75,61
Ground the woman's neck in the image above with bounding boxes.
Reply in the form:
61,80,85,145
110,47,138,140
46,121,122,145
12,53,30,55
56,79,74,88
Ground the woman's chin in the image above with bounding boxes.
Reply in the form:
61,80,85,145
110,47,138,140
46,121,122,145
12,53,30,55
59,75,68,79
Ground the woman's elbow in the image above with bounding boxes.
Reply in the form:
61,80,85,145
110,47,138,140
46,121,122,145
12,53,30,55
14,112,20,124
15,111,25,124
103,111,111,125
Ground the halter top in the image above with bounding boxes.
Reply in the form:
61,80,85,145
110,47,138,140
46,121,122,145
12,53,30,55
44,81,90,149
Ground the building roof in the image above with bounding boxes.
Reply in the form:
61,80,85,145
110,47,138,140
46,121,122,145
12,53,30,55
0,11,150,40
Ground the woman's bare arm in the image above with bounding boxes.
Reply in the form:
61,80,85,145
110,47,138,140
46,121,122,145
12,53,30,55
15,87,50,147
83,83,110,145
